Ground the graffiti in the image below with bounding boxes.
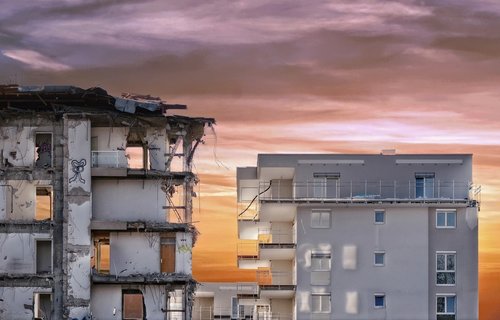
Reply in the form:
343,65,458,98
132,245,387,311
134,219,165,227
38,142,51,153
69,159,87,184
177,243,192,253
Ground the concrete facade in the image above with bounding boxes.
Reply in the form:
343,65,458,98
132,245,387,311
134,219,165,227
0,85,214,319
222,153,479,320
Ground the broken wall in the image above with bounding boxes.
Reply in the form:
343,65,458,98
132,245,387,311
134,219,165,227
0,233,52,273
92,180,166,222
0,180,51,220
146,127,167,171
0,126,36,167
65,118,92,318
91,284,167,319
110,232,161,275
0,287,52,319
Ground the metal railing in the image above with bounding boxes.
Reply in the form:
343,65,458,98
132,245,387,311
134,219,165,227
237,241,259,259
257,228,294,244
191,307,292,320
91,150,127,168
256,270,294,286
240,180,479,203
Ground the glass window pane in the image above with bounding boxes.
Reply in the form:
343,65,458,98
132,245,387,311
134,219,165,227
375,296,385,307
446,296,456,313
445,272,455,284
437,212,446,226
437,297,445,313
447,212,456,227
437,255,445,270
375,211,385,223
425,177,434,198
311,295,320,312
447,255,455,271
416,178,424,198
321,295,330,312
375,253,384,265
437,272,446,284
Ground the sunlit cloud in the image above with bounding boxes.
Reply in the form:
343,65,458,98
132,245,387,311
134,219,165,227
2,49,70,71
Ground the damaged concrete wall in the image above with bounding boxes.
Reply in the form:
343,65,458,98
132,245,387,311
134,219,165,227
91,284,167,319
146,127,167,171
93,180,166,222
0,180,51,220
110,232,161,275
176,232,192,274
0,126,36,167
0,287,52,319
90,127,129,151
0,233,52,273
65,118,92,318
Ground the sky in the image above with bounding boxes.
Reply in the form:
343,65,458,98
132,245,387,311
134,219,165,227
1,0,499,317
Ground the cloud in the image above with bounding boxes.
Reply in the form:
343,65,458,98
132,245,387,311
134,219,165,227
2,49,71,71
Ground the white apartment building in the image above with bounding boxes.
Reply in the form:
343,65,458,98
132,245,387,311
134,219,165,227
0,85,214,319
195,153,479,320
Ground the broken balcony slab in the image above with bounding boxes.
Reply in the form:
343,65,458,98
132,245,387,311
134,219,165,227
0,274,53,287
90,220,192,233
0,220,53,233
0,167,54,181
92,272,194,285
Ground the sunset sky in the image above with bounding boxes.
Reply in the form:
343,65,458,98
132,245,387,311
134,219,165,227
2,0,500,318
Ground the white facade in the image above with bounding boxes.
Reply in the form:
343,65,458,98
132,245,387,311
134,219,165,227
200,153,479,320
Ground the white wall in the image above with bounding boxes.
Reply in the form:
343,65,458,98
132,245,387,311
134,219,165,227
91,127,129,151
176,232,192,274
0,287,51,319
91,284,167,319
146,127,167,171
110,232,161,275
92,179,166,222
0,126,36,167
0,233,51,274
0,180,51,220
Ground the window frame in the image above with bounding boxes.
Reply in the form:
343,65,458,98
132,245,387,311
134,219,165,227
311,293,331,313
311,209,331,229
436,251,456,286
374,251,385,267
374,209,385,224
436,209,457,229
374,293,386,309
436,294,456,318
122,289,145,320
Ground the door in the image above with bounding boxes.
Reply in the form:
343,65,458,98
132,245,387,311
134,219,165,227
161,237,176,273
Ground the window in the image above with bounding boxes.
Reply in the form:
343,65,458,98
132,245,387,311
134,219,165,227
166,289,185,320
33,293,52,320
36,240,52,274
374,251,385,266
311,252,331,285
374,210,385,224
437,210,456,228
35,133,52,167
122,289,144,320
35,187,52,220
437,295,456,320
437,252,456,285
311,210,331,228
311,293,331,313
415,172,435,198
374,294,385,308
313,173,340,199
93,235,110,274
160,235,176,273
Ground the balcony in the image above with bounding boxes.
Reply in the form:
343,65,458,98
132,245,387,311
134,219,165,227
257,270,295,298
91,150,128,176
239,180,480,205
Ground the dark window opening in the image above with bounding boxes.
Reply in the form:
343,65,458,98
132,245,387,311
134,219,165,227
122,289,145,320
36,240,52,274
35,133,52,168
416,172,435,198
35,187,52,220
34,292,52,320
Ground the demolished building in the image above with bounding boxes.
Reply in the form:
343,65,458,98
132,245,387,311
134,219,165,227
0,85,215,319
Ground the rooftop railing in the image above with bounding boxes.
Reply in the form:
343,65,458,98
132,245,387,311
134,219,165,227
240,180,480,204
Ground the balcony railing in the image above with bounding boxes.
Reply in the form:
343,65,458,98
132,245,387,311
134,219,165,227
91,150,127,168
240,180,480,204
258,228,294,244
256,270,294,286
191,307,291,320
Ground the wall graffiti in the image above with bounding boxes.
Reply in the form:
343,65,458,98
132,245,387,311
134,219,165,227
69,159,87,184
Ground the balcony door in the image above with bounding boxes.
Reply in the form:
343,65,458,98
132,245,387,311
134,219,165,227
416,172,435,198
313,173,340,199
